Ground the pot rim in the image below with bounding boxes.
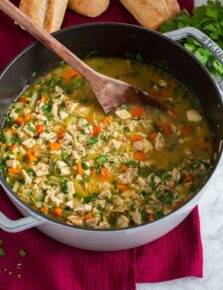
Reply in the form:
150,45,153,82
0,22,222,233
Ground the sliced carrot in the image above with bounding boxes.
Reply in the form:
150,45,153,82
9,144,16,151
159,88,172,99
84,214,93,220
198,138,209,148
77,162,83,176
20,196,28,202
147,213,156,222
24,113,31,122
26,151,37,163
15,117,24,126
52,207,62,217
20,97,30,103
117,184,128,191
119,165,128,172
103,116,113,124
49,142,61,151
40,95,46,103
134,152,146,161
182,126,191,137
131,135,143,142
149,131,158,141
39,205,48,214
8,167,20,174
36,124,44,135
156,121,172,135
57,130,65,140
99,167,110,179
87,115,94,122
167,109,177,120
64,69,80,79
2,143,7,149
131,107,145,117
91,168,96,177
5,128,16,134
184,174,195,183
92,125,101,137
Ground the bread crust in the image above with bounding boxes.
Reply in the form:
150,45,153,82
68,0,110,17
45,0,68,33
120,0,180,30
19,0,68,33
19,0,48,28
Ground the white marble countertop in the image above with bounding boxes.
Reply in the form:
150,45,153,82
138,1,223,288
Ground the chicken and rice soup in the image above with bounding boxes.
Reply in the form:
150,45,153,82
0,57,213,229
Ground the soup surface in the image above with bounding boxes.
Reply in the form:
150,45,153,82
0,57,213,229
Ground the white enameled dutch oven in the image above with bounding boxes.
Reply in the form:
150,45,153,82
0,23,223,251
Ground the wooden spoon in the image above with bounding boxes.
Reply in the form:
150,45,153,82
0,0,167,114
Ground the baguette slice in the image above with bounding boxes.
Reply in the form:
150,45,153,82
68,0,110,17
120,0,180,30
19,0,68,33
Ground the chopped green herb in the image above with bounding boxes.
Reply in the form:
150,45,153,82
87,137,99,145
62,151,69,162
124,160,137,167
82,163,90,170
19,249,27,257
42,103,52,117
79,98,88,104
0,159,6,174
0,248,5,256
157,190,174,204
61,180,69,194
4,116,14,127
123,126,130,132
135,53,143,62
27,122,36,133
95,155,108,163
83,192,99,203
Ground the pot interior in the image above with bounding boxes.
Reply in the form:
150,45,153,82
0,23,222,214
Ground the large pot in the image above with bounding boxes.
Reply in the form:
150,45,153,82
0,23,223,251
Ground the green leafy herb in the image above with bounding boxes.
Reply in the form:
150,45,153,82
83,192,99,203
0,248,5,256
82,163,90,170
123,126,130,132
62,151,69,162
4,116,14,127
19,249,27,257
27,170,35,179
64,79,85,94
27,122,36,133
135,53,143,62
95,155,108,163
87,137,99,145
157,190,174,204
42,103,52,117
61,180,69,194
160,0,223,76
124,160,137,168
0,159,6,174
108,215,117,227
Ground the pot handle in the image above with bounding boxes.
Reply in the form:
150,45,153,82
0,211,43,233
164,27,223,66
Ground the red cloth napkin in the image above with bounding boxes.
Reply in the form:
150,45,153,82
0,1,203,290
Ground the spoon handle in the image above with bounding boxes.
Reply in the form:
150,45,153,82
0,0,95,80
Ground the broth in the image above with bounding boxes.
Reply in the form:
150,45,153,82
0,57,213,229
